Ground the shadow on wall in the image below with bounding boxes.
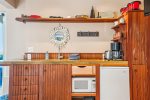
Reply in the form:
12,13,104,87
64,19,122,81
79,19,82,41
15,0,24,8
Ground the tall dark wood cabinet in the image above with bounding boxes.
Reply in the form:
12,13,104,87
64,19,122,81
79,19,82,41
113,11,149,100
126,11,149,100
145,15,150,100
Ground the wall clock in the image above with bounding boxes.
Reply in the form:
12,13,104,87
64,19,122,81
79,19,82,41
50,24,70,59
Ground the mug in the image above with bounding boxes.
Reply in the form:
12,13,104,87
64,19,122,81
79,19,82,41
114,21,119,26
119,18,125,24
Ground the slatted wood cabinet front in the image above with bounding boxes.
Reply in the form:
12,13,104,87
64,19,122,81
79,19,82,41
11,64,40,100
9,64,72,100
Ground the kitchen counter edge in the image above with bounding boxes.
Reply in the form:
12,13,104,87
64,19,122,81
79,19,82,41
0,59,128,66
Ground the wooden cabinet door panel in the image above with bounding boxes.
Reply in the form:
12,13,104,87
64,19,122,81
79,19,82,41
12,85,39,95
12,95,38,100
13,64,39,76
132,65,148,100
43,64,72,100
128,12,147,64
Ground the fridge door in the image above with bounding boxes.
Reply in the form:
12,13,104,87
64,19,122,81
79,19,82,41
100,67,130,100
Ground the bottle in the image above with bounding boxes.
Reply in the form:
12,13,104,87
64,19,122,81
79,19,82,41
97,12,101,18
45,51,49,60
90,6,95,18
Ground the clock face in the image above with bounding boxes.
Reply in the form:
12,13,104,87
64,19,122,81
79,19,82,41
50,24,70,47
54,31,64,41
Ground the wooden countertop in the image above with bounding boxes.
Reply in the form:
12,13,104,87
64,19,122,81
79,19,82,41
0,59,128,66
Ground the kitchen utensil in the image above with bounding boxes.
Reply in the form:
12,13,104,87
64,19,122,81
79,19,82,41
29,15,41,18
111,42,121,51
104,50,113,60
131,1,141,10
127,3,132,11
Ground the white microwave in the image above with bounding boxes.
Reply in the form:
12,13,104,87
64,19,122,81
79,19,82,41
72,77,96,93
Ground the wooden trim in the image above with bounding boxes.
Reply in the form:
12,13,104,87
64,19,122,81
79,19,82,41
25,53,103,60
39,64,43,100
8,64,13,100
16,17,117,23
72,74,96,77
96,64,100,100
71,93,96,97
129,66,133,100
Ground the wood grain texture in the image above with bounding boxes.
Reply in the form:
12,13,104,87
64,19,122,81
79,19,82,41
71,93,96,97
96,65,100,100
127,12,149,100
132,65,148,100
145,14,150,100
16,17,117,23
25,53,103,60
11,64,40,100
42,64,72,100
128,12,147,65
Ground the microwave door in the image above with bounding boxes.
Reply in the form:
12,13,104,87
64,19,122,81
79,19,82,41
72,78,92,92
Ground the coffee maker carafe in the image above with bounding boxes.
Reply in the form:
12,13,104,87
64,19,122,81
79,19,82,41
111,42,123,60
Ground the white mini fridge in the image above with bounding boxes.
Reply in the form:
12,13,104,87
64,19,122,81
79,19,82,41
100,67,130,100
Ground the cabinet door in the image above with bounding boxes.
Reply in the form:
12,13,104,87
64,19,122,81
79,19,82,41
132,65,148,100
43,64,72,100
145,14,150,100
128,12,147,65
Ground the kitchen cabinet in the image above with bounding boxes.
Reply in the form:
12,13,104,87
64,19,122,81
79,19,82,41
9,64,72,100
145,15,150,100
132,65,148,100
127,12,147,65
112,11,150,100
42,64,72,100
11,64,40,100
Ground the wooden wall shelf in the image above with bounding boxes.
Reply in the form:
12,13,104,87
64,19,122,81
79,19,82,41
72,93,96,97
15,17,117,23
111,23,126,29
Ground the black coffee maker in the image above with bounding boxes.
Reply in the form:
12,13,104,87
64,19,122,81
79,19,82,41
111,42,123,60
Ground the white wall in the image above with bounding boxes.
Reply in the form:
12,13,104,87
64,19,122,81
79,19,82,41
0,0,143,60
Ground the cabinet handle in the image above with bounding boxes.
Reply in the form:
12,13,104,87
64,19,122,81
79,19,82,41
24,97,26,100
77,66,86,68
25,78,28,81
25,66,28,70
44,68,46,72
134,69,137,72
24,88,27,91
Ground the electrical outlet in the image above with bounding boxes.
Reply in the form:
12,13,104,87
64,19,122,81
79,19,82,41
27,47,34,52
